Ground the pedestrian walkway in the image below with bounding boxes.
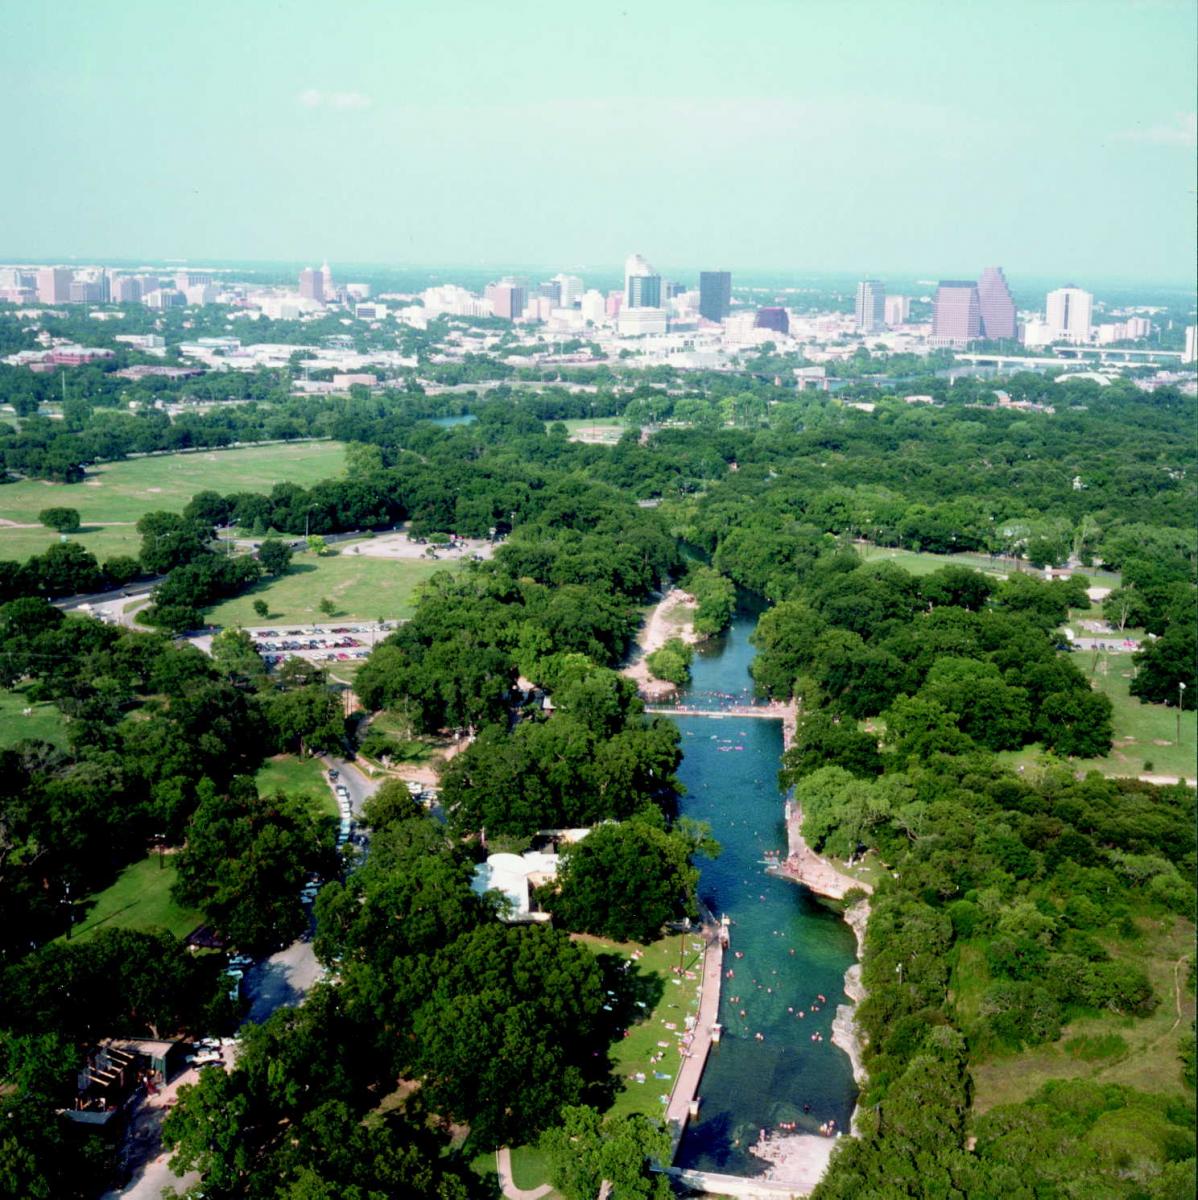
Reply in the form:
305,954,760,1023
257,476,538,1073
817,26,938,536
664,922,725,1152
495,1147,552,1200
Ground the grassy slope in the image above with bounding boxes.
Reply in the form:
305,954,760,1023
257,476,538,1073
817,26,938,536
963,916,1195,1113
205,549,452,626
0,683,66,748
0,441,346,561
255,754,338,822
859,544,1123,588
71,853,204,942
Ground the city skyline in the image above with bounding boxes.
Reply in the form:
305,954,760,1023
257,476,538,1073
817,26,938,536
1,0,1194,282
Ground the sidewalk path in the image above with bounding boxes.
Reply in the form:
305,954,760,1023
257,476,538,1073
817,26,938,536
495,1147,552,1200
664,923,725,1150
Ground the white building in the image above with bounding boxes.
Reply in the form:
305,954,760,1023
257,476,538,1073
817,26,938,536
855,280,885,333
884,294,910,326
552,273,583,308
471,850,560,922
617,307,668,336
1045,287,1093,343
579,289,607,326
1020,318,1054,348
1185,325,1197,364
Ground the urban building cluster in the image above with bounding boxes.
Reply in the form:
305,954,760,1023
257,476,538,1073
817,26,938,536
1,258,1194,386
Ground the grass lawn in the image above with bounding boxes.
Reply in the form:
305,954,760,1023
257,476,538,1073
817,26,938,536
0,683,66,748
575,930,706,1122
205,548,453,627
255,754,338,822
556,417,625,444
71,853,203,942
0,441,346,561
997,658,1197,781
509,1145,558,1192
967,915,1195,1112
858,544,1122,588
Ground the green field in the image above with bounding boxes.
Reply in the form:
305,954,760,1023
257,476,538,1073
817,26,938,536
255,754,338,822
205,548,453,626
0,441,346,562
0,683,66,748
858,544,1122,588
965,916,1195,1112
998,658,1197,781
71,853,204,942
557,417,625,444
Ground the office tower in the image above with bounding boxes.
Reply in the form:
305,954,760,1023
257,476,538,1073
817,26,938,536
36,267,74,303
299,267,324,302
175,270,212,290
884,295,910,326
1124,316,1151,338
68,280,102,304
1045,286,1093,343
1183,325,1196,364
580,290,606,324
855,280,886,333
491,283,527,320
552,273,583,308
698,270,731,322
754,306,789,334
111,276,142,304
321,261,335,298
932,281,982,344
624,252,662,308
538,281,561,304
977,267,1017,340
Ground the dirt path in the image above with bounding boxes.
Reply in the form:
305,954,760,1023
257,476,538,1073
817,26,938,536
495,1148,552,1200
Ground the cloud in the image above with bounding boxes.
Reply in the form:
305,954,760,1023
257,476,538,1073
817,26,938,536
296,89,373,112
1117,111,1196,147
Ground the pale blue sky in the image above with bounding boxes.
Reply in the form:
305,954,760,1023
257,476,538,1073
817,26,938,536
1,0,1194,281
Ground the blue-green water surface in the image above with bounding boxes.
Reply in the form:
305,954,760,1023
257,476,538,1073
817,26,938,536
672,614,857,1175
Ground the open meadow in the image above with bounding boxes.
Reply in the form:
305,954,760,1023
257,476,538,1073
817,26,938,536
0,682,66,748
70,853,203,943
205,545,453,627
0,441,346,561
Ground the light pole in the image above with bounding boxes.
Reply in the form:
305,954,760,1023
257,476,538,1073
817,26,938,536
1179,682,1186,744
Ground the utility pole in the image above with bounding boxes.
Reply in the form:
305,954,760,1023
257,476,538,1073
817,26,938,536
1179,682,1186,744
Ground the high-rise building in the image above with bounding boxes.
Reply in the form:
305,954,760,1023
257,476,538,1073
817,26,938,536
1183,325,1196,364
754,307,789,334
855,280,885,333
175,271,212,290
552,274,583,308
321,261,335,299
699,271,732,322
68,280,103,304
977,267,1017,340
932,281,982,345
579,290,606,325
538,281,561,304
883,295,910,326
491,283,527,320
624,253,662,309
299,267,324,302
1045,286,1093,343
111,275,142,304
1124,316,1151,339
36,267,74,304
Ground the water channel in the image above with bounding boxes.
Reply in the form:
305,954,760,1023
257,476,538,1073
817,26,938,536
668,612,858,1176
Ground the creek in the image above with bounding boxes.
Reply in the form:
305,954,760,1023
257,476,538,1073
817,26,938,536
667,612,858,1176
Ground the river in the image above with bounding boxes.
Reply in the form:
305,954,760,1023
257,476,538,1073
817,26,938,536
668,613,858,1175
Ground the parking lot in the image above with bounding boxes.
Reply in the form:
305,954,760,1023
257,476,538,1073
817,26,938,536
188,623,393,669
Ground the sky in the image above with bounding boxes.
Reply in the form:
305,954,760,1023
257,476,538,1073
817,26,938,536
1,0,1195,283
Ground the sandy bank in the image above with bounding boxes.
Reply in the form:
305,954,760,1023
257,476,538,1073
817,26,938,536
622,587,700,701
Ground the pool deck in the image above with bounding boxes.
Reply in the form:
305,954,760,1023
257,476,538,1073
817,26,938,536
664,919,726,1155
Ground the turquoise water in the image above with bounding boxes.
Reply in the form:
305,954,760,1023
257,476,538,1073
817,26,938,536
672,614,858,1175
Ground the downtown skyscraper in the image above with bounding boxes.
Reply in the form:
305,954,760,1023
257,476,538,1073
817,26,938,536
977,267,1017,340
855,280,885,333
699,271,731,322
931,281,982,345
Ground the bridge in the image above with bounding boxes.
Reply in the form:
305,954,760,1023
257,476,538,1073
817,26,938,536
645,703,790,720
956,347,1184,369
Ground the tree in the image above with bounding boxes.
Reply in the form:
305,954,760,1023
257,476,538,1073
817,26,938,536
102,555,140,586
253,598,269,620
1129,623,1197,708
780,710,883,782
318,597,336,618
541,1106,671,1200
173,780,331,951
258,538,293,576
37,506,80,533
307,535,328,556
645,637,692,686
537,818,710,944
